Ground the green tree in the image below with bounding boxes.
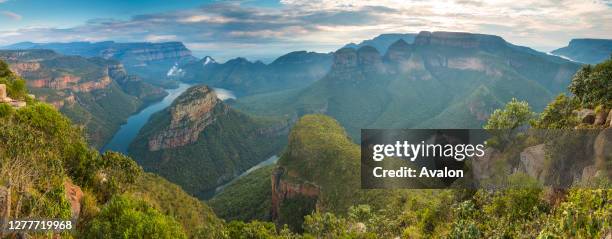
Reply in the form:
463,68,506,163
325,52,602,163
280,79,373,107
569,59,612,108
531,94,580,129
484,98,534,148
83,195,187,239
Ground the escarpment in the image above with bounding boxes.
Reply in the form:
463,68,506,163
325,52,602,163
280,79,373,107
148,86,226,151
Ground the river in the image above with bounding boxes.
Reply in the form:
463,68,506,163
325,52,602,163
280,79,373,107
100,84,236,154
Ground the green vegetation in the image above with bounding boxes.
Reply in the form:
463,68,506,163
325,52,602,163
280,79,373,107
569,57,612,108
209,165,274,221
0,66,225,238
0,53,165,148
129,87,286,199
82,195,187,239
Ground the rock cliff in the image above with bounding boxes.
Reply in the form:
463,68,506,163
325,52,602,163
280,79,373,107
148,85,226,151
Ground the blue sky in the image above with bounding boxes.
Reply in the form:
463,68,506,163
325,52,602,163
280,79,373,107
1,0,611,61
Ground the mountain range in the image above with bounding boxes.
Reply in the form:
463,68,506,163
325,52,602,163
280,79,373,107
552,38,612,64
0,49,166,147
177,51,332,96
235,31,582,140
2,41,198,87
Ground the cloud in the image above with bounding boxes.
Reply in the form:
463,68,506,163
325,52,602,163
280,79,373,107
1,11,22,21
0,0,611,60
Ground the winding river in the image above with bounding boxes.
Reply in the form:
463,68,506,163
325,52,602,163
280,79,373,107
101,83,193,154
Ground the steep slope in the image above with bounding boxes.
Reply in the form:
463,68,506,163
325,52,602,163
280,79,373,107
2,41,197,87
128,85,287,199
0,67,224,238
179,51,332,96
343,33,417,53
236,31,581,139
208,165,274,222
552,39,612,64
0,51,166,147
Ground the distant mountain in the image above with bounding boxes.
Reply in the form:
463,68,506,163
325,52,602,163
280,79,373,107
236,31,581,139
552,39,612,64
343,33,417,53
0,49,166,147
178,51,332,96
2,41,198,87
128,85,288,199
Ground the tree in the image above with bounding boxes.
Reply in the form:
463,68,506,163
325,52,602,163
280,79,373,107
485,98,533,130
531,94,579,129
484,98,534,149
569,59,612,108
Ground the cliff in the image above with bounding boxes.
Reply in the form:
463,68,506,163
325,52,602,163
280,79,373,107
271,115,363,230
129,85,286,199
552,38,612,64
148,86,226,151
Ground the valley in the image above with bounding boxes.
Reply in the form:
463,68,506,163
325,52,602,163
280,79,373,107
1,24,610,238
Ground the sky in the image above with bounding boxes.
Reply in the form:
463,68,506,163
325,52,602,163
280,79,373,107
1,0,611,62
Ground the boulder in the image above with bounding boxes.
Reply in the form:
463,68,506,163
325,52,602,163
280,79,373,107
607,109,612,128
574,109,596,124
593,128,611,179
520,144,547,182
471,148,500,182
594,109,608,125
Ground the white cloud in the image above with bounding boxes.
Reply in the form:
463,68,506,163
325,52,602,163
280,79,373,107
1,11,22,21
0,1,611,58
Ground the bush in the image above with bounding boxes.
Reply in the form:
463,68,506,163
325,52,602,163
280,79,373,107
83,195,187,239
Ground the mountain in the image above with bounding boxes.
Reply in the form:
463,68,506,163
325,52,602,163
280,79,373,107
235,31,582,139
343,33,417,53
128,85,288,199
178,51,332,96
2,41,198,87
0,50,166,147
552,39,612,64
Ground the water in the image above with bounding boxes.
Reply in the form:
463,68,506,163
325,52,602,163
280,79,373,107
101,84,238,154
101,83,193,153
214,155,279,194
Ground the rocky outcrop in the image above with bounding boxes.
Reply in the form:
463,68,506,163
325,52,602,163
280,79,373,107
519,144,547,182
9,62,40,75
607,109,612,128
63,180,83,220
270,167,320,220
103,42,194,64
0,84,27,108
414,31,507,49
574,109,596,124
594,109,609,125
357,46,383,73
148,86,226,151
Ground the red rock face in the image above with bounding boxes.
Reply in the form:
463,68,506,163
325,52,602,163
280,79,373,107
9,62,40,75
148,86,225,151
270,167,320,220
63,180,83,220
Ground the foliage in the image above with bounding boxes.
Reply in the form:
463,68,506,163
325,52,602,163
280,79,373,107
129,92,285,199
538,189,611,238
209,165,274,222
531,94,580,129
569,58,612,107
485,98,534,130
82,195,187,239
